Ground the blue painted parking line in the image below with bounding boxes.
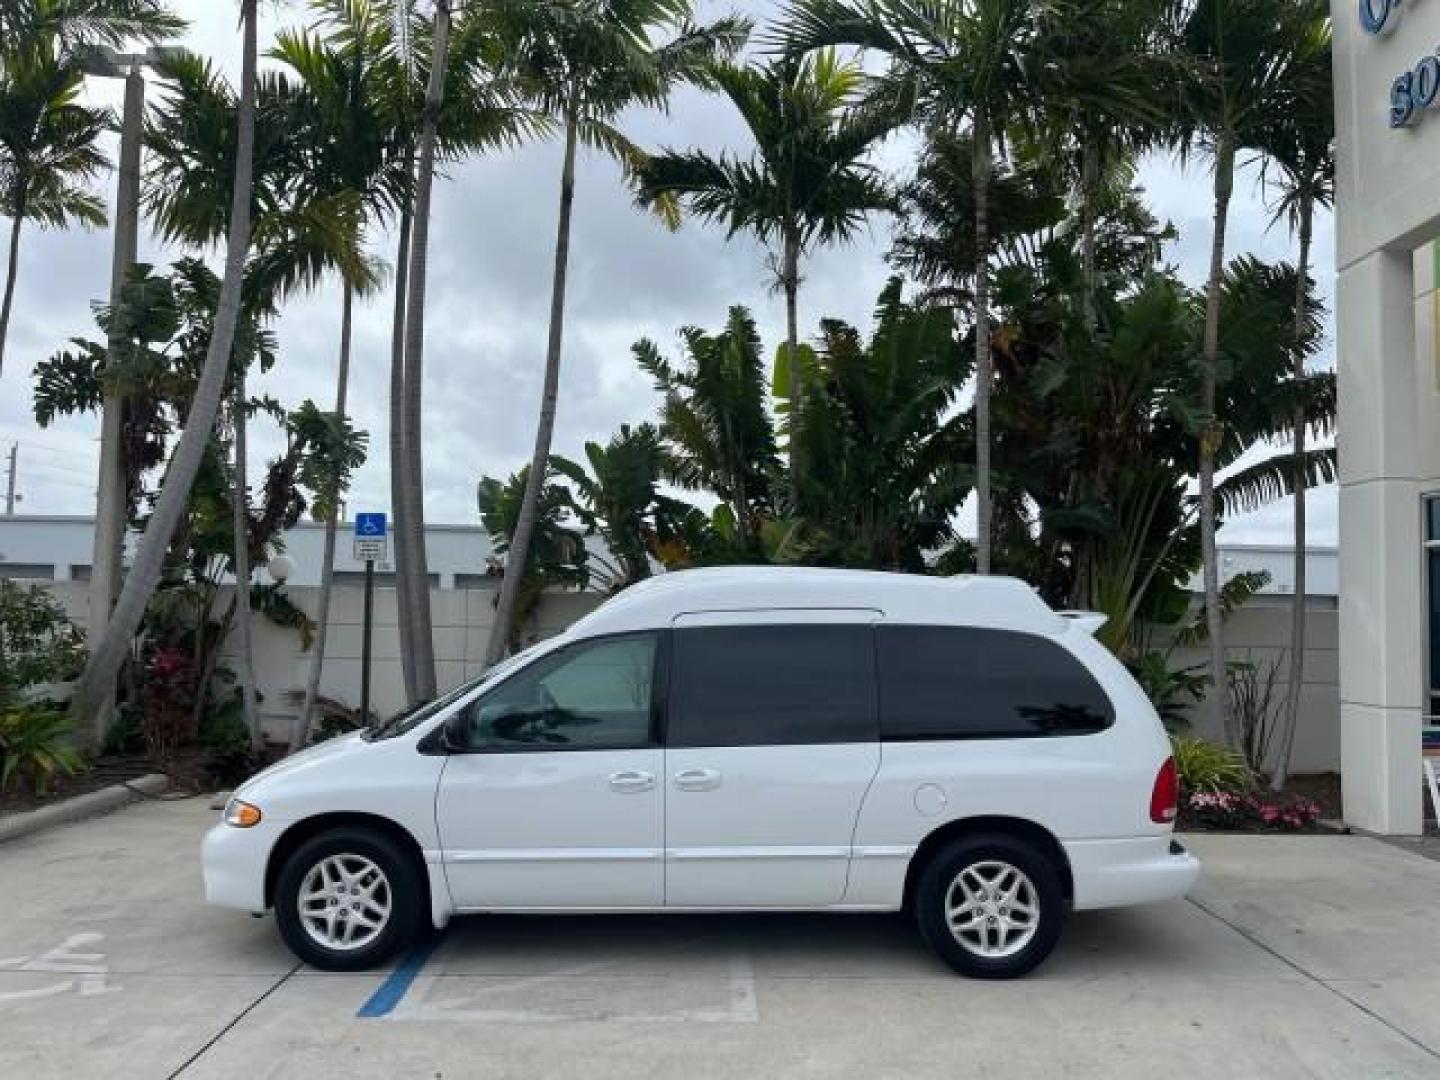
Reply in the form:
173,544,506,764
356,932,445,1018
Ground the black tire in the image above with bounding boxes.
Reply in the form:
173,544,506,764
274,827,423,971
913,832,1066,979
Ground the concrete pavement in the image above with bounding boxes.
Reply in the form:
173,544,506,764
2,799,1438,1079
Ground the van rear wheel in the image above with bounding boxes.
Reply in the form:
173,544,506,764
914,833,1065,978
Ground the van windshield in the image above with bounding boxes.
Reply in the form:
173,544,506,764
366,642,547,741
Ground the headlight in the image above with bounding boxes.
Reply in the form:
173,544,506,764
224,798,263,828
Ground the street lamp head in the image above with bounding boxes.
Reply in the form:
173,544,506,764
76,44,183,79
267,555,295,584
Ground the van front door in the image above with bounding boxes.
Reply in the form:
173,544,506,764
436,632,664,909
663,614,881,907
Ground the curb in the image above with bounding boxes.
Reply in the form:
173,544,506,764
0,773,170,845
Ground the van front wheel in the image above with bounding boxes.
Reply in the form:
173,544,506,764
914,833,1065,978
274,827,421,970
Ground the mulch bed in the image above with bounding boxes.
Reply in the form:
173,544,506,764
0,745,239,818
0,754,159,817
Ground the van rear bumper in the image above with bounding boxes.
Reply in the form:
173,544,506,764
1063,835,1201,911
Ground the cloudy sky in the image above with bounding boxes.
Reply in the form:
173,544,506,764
0,0,1336,548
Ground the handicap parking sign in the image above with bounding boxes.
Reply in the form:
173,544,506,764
353,512,388,561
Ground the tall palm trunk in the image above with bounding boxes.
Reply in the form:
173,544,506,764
972,113,994,575
1080,137,1098,330
486,98,580,666
388,188,418,705
1200,132,1235,746
1271,191,1314,790
781,222,802,507
71,0,261,740
296,283,354,747
231,372,260,746
399,2,451,700
0,194,24,376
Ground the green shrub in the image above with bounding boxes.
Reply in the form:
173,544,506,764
0,698,86,795
103,704,146,756
1171,735,1251,795
1128,651,1206,731
0,580,86,691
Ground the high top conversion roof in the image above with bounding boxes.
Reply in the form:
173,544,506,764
568,566,1065,638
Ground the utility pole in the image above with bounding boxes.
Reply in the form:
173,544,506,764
79,46,171,745
4,443,16,515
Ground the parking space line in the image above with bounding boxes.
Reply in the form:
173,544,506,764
356,933,446,1018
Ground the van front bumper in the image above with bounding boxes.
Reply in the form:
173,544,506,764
1063,835,1201,911
202,818,279,914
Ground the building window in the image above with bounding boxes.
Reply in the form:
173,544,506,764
0,563,56,580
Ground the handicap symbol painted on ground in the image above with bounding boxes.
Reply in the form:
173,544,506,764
0,932,117,1004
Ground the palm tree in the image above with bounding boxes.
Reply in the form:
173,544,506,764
482,0,748,664
1177,0,1299,747
394,0,453,701
1023,0,1175,327
1255,6,1333,788
386,0,545,702
72,0,261,745
275,2,409,745
0,1,180,374
784,0,1058,574
0,45,108,373
634,50,892,416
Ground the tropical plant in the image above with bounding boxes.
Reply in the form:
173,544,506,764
1227,653,1288,779
483,0,749,665
140,42,376,746
275,0,410,747
0,578,87,691
476,465,589,653
0,0,182,372
635,305,781,555
70,0,261,748
782,278,971,569
1170,733,1252,795
634,48,893,424
1254,6,1333,790
1176,0,1308,747
1128,650,1206,731
0,35,109,373
0,696,85,794
784,0,1070,574
552,423,688,592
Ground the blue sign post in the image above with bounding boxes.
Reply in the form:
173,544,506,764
353,513,388,726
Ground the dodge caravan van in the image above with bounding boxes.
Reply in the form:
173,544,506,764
202,567,1199,978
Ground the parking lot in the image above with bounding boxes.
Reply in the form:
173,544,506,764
2,798,1438,1079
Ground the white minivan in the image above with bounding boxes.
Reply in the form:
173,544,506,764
202,567,1199,978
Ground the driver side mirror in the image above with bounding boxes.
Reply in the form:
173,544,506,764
441,709,470,752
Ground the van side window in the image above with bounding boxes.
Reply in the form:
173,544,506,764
456,633,659,751
877,626,1114,739
668,625,877,747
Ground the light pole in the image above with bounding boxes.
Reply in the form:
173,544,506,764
78,45,174,744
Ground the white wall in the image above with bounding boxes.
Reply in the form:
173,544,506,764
1166,598,1340,776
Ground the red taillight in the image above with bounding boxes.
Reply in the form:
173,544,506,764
1150,757,1178,824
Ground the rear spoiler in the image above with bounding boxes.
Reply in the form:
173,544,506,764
1058,611,1108,636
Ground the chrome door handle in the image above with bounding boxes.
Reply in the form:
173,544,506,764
608,770,655,793
673,768,722,792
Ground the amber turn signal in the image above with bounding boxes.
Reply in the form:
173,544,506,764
224,799,263,828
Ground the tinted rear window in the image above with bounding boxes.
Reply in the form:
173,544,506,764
669,625,876,747
877,625,1113,739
